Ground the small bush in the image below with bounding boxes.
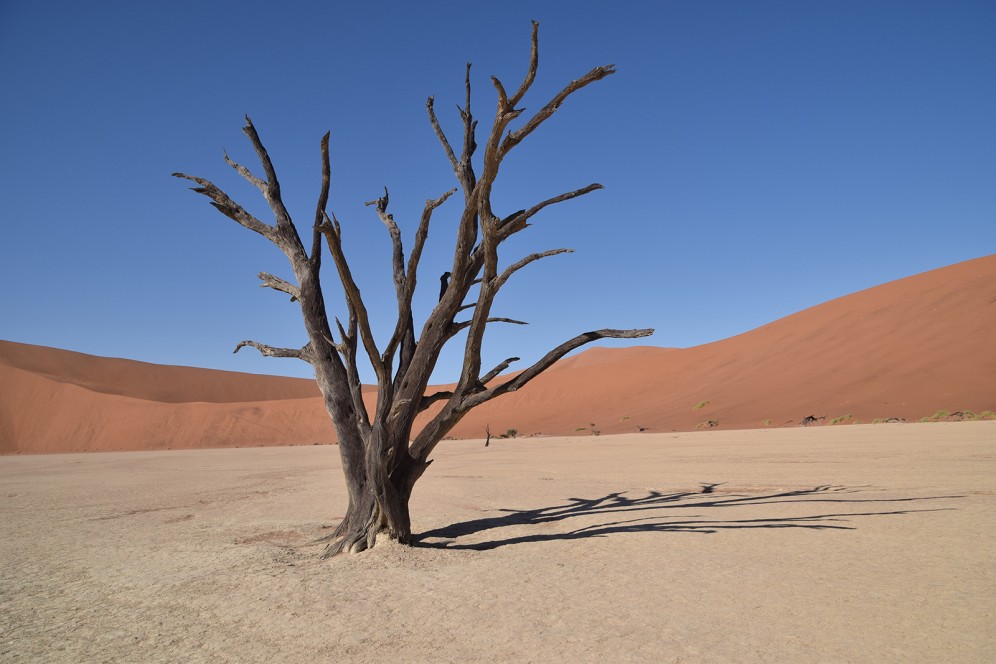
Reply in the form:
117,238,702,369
695,419,719,430
502,429,518,439
829,414,853,425
918,409,991,422
693,401,709,410
760,419,772,426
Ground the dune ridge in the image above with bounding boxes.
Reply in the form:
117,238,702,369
2,255,994,453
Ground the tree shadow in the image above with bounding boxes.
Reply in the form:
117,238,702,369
416,485,961,551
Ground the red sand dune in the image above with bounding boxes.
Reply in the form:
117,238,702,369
2,255,994,453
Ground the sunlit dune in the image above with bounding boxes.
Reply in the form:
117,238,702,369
2,255,993,453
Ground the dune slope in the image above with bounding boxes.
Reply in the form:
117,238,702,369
452,254,996,436
2,255,993,453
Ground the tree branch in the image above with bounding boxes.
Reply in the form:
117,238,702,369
418,390,453,413
427,96,460,180
389,188,458,383
257,272,301,302
494,248,573,290
406,189,457,303
458,62,478,188
508,21,539,107
317,211,388,383
335,314,371,434
481,356,520,385
223,150,267,192
365,187,414,374
500,184,603,240
501,65,616,158
366,187,407,320
234,340,312,363
241,116,292,227
459,328,654,411
171,173,275,239
311,131,331,265
447,317,528,340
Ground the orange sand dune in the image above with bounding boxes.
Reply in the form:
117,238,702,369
2,255,994,453
0,341,321,403
452,254,996,437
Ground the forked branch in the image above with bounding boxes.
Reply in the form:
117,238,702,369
171,172,274,239
501,65,616,157
317,211,387,383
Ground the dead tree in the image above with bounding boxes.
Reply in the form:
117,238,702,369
174,22,653,557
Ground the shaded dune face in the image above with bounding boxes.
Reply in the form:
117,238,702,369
2,255,994,453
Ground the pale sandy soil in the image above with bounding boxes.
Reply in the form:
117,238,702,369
1,422,993,663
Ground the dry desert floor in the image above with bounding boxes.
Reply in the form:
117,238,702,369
2,422,994,663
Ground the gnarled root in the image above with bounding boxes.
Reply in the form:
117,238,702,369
319,494,411,559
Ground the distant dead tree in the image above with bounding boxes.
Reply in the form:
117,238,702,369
174,22,652,557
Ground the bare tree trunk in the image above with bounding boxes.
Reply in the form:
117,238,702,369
319,435,430,557
175,22,653,558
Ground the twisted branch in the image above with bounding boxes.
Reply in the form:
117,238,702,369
234,340,311,362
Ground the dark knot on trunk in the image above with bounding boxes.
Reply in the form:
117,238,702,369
439,271,452,301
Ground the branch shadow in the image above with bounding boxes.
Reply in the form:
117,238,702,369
415,485,961,551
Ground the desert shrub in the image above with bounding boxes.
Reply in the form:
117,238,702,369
693,401,709,410
695,419,719,430
760,419,772,426
829,414,853,425
918,409,988,422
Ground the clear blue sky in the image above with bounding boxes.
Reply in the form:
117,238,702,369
1,0,993,383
